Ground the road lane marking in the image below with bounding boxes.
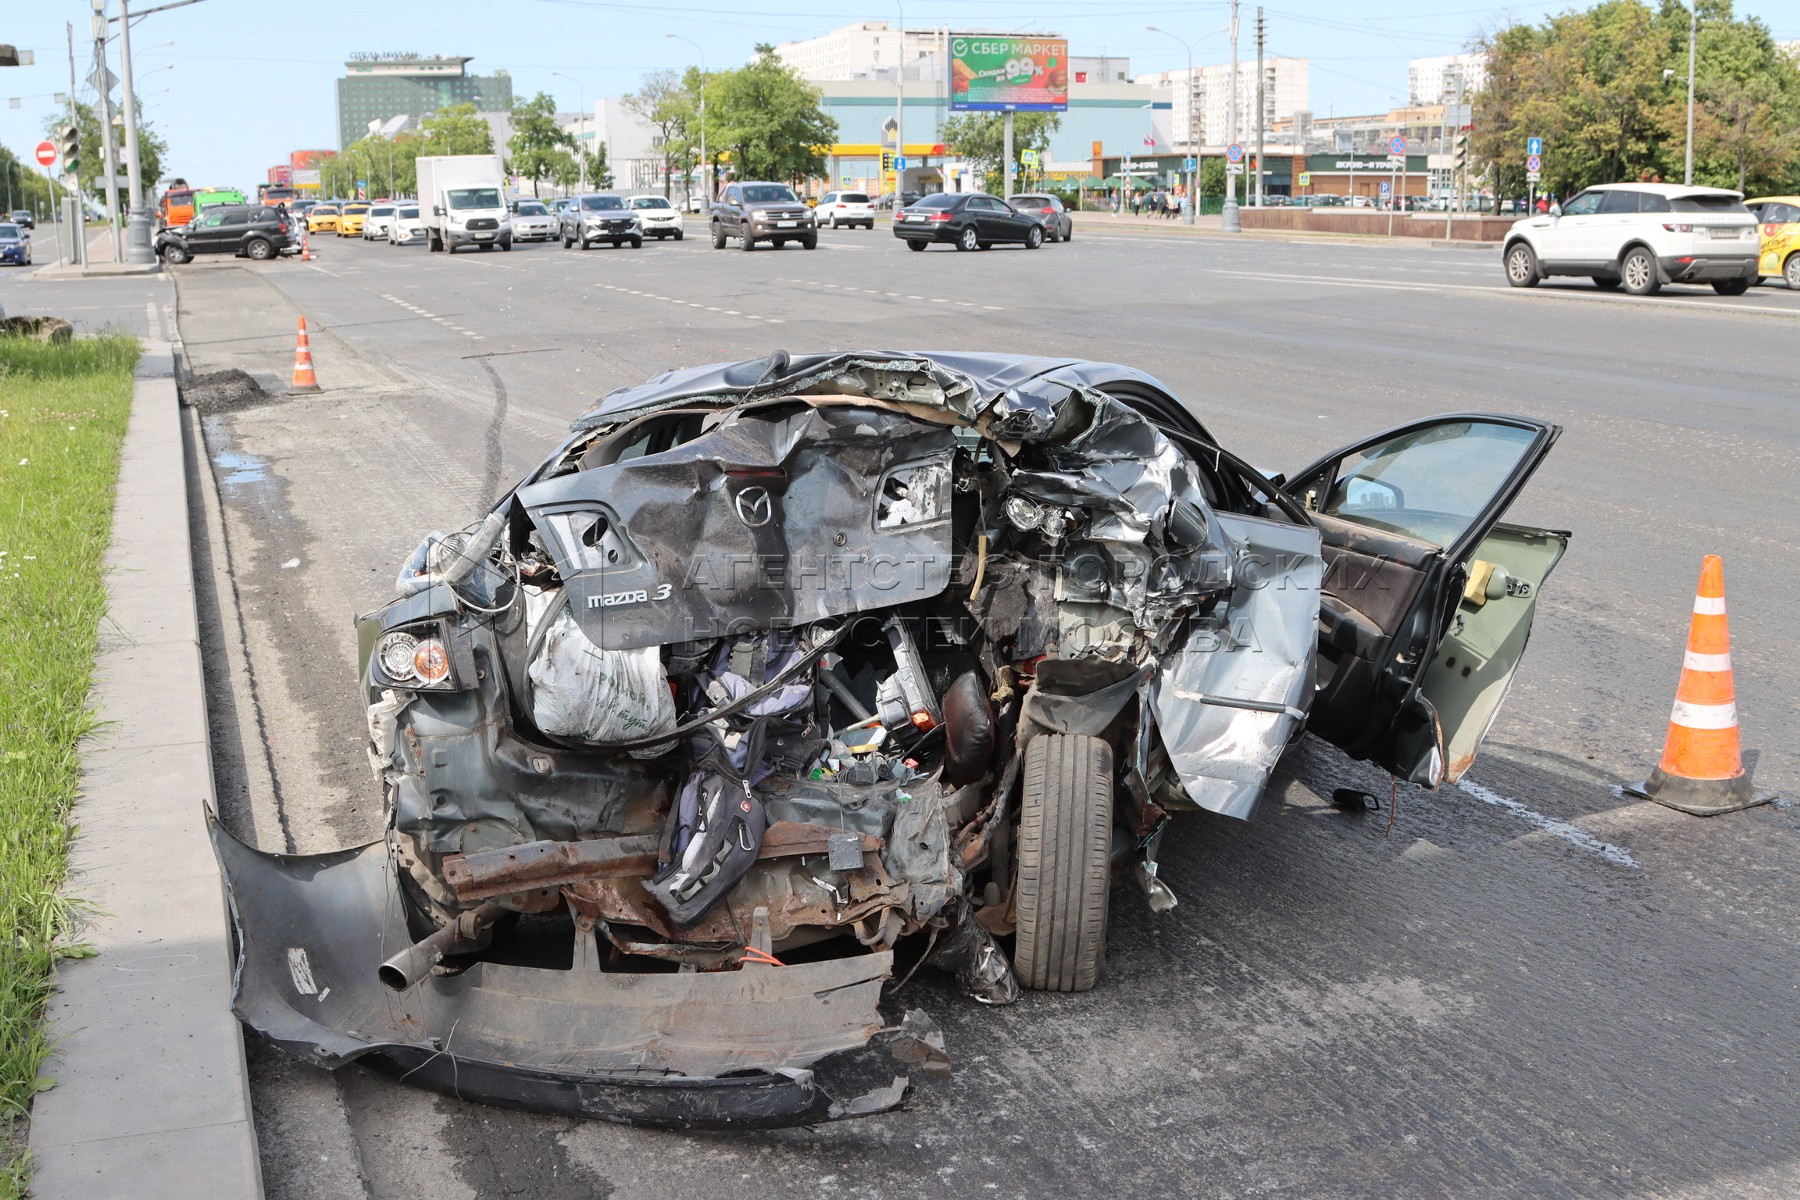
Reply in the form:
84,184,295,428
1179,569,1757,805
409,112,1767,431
1454,778,1639,869
593,283,781,324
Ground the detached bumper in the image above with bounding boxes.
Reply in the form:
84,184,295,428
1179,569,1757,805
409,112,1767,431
1659,253,1757,283
209,819,915,1128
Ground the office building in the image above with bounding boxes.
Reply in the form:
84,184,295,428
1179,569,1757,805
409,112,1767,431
335,55,514,150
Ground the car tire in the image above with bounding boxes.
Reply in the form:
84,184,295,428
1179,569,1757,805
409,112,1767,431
957,226,978,252
245,238,275,261
1593,276,1621,290
1013,733,1113,993
801,234,817,250
630,237,642,249
1785,254,1800,290
501,238,513,252
1025,226,1044,249
1504,242,1540,288
674,230,684,241
740,232,755,251
1711,278,1750,296
1064,224,1072,242
1620,246,1660,295
907,240,926,251
712,223,727,249
826,217,836,230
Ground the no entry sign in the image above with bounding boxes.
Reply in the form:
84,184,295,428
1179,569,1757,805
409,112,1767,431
35,140,57,168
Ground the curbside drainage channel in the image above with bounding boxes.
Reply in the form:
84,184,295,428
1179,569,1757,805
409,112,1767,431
24,340,264,1198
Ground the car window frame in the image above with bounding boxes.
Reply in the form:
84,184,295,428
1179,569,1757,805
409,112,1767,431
1560,190,1604,217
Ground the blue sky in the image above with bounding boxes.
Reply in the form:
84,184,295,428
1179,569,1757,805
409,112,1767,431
3,0,1796,191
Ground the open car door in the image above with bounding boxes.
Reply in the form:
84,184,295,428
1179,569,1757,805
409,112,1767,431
1284,414,1568,787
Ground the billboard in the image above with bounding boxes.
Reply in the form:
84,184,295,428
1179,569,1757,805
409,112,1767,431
950,36,1068,112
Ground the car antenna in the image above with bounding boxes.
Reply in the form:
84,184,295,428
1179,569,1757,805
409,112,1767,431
753,349,791,387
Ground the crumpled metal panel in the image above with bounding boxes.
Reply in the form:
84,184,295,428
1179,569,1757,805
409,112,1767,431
520,406,958,651
1150,513,1323,820
209,818,908,1127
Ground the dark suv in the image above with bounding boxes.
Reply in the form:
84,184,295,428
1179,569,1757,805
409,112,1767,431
155,204,293,263
559,193,643,250
8,210,34,230
710,182,817,251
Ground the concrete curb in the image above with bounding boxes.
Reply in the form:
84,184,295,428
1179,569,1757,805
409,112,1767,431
24,342,264,1198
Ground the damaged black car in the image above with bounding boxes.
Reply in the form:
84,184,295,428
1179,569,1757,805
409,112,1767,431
213,350,1566,1127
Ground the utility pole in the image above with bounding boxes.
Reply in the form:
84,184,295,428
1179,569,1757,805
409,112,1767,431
1683,0,1696,185
92,2,123,263
1222,0,1240,231
116,0,155,263
893,3,905,200
1003,112,1014,201
1254,7,1265,209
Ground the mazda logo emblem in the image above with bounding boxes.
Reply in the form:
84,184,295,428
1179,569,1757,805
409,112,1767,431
734,486,773,528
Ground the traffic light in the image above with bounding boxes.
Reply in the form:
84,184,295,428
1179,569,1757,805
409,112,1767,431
58,123,80,169
1453,128,1470,172
881,152,892,172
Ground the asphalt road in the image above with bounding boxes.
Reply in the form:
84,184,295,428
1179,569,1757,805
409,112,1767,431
50,218,1800,1198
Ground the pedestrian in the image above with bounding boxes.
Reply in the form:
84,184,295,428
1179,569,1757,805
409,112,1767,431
1131,190,1142,217
1534,194,1549,214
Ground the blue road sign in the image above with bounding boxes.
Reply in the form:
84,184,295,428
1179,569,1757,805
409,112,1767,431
1226,143,1244,163
1527,137,1543,157
894,156,908,171
1379,180,1392,197
1183,157,1198,172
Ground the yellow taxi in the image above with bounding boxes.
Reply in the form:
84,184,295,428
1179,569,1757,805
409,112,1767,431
307,204,340,234
1744,195,1800,289
336,202,371,237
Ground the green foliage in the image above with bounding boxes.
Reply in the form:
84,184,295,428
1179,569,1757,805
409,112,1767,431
0,333,140,1197
319,133,423,199
44,100,166,211
0,151,64,222
507,92,579,196
420,102,495,156
708,46,837,183
939,112,1061,193
1472,0,1800,197
624,70,696,197
1200,156,1227,199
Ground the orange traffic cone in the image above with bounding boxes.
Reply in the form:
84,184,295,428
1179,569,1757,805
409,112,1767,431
290,316,320,392
300,229,313,261
1624,555,1772,815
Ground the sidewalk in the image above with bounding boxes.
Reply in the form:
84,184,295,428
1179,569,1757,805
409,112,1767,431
1060,208,1501,248
24,340,263,1198
32,225,163,279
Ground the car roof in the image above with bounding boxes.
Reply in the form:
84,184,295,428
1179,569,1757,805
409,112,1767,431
1745,195,1800,205
1586,182,1743,199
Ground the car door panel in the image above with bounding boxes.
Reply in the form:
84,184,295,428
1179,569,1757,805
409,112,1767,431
1428,523,1569,781
1285,414,1561,785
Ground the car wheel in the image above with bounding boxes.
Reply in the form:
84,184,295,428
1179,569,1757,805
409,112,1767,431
1620,246,1660,295
1711,278,1750,296
1013,734,1113,993
579,235,590,250
501,238,513,252
801,234,817,250
957,226,978,252
1785,253,1800,290
563,232,573,248
1593,276,1621,290
1063,224,1073,241
907,240,926,251
1025,226,1044,249
674,230,684,241
1504,242,1540,288
740,232,755,251
712,223,727,249
245,238,275,261
630,237,642,249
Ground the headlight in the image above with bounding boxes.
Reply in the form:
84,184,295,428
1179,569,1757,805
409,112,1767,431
1004,496,1044,530
373,624,457,689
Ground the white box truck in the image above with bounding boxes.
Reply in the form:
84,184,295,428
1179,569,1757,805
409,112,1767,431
415,155,512,253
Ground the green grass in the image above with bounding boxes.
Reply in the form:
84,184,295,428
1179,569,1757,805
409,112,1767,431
0,332,139,1197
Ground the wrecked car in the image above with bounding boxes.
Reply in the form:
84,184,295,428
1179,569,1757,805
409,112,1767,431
213,350,1566,1127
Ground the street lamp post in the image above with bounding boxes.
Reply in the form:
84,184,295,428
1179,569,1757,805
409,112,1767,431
551,71,587,193
1222,0,1241,232
101,0,206,266
1684,0,1697,186
664,34,707,207
892,3,905,200
1146,25,1199,225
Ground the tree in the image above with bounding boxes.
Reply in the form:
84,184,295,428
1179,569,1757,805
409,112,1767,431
1199,156,1226,200
708,46,837,183
420,103,495,156
46,100,167,212
507,92,577,196
624,70,695,198
939,111,1060,193
321,132,423,199
1471,0,1800,199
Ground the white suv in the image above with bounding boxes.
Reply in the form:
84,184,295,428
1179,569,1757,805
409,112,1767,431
816,191,875,230
1501,183,1758,296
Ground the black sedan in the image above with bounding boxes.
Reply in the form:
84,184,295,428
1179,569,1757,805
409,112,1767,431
892,193,1044,252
